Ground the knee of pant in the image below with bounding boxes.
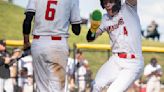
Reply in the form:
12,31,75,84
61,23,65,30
52,63,66,87
107,85,128,92
91,80,106,92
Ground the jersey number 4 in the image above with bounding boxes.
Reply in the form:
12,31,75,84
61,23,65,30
123,26,128,36
45,1,58,21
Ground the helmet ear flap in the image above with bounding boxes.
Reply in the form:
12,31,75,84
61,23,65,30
112,0,121,13
100,0,105,9
100,0,121,9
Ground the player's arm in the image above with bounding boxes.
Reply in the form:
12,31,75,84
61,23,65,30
86,10,102,42
145,70,159,77
86,29,96,42
126,0,137,6
154,68,163,77
86,28,103,42
23,12,35,49
70,0,82,36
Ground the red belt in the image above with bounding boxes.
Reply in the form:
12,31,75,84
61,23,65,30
117,53,135,59
33,35,61,40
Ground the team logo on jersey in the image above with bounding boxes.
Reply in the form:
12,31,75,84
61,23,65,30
105,17,124,32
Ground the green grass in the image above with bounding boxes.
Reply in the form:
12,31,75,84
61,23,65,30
0,0,24,40
1,0,164,82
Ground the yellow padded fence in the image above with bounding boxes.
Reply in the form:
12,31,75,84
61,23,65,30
6,40,32,46
5,40,164,53
75,43,164,53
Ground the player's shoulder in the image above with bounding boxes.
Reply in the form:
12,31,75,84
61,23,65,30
121,1,137,12
145,64,152,68
102,14,112,21
157,64,162,68
103,14,108,18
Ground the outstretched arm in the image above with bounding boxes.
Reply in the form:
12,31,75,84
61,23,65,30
86,10,102,42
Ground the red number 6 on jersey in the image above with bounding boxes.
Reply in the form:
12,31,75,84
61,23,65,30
45,1,58,21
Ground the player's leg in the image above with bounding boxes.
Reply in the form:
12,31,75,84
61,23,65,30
78,80,86,92
4,78,14,92
45,38,68,92
31,38,68,92
154,81,160,92
31,38,55,92
47,63,66,92
106,59,144,92
146,81,154,92
92,55,121,92
31,49,50,92
0,78,4,92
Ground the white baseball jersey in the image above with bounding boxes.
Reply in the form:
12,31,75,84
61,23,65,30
67,57,75,75
26,0,82,37
144,64,162,92
97,1,142,58
144,64,162,82
18,55,33,75
92,1,144,92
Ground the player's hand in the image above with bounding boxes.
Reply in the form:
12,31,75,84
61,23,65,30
86,29,96,42
4,57,11,64
151,70,159,75
23,34,31,50
90,20,101,33
23,42,31,51
90,9,102,33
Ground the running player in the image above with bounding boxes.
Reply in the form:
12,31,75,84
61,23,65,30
87,0,144,91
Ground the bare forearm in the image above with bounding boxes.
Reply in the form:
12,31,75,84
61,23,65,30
23,34,31,50
23,34,30,43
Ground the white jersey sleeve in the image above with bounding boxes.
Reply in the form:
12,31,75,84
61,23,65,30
125,0,137,12
70,0,82,24
99,16,106,32
144,64,163,76
144,64,152,76
95,14,107,37
157,65,163,75
25,0,36,13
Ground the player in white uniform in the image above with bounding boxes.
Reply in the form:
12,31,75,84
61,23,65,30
22,0,82,91
74,50,88,92
86,0,144,92
144,58,162,92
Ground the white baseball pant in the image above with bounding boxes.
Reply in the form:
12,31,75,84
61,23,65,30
31,36,69,92
92,54,144,92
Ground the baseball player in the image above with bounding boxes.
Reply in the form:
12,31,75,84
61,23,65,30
86,0,144,91
74,50,88,92
22,0,82,91
144,58,163,92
